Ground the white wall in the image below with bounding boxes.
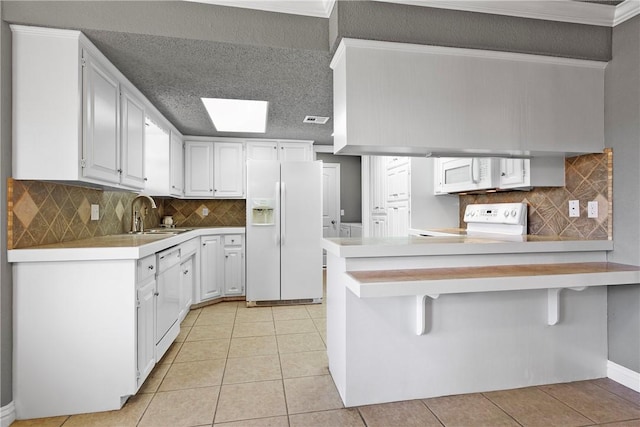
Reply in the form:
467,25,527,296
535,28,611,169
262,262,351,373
605,15,640,372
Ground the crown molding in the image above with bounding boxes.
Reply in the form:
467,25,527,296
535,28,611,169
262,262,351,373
380,0,639,27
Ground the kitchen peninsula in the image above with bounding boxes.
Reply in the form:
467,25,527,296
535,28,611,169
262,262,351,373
322,234,640,407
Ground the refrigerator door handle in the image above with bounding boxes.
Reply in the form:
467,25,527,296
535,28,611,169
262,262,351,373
275,181,281,246
281,182,286,245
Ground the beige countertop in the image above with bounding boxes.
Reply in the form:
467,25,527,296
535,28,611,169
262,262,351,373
8,227,245,262
322,233,613,258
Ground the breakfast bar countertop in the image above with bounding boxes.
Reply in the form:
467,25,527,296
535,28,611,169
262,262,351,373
322,233,613,258
7,227,245,262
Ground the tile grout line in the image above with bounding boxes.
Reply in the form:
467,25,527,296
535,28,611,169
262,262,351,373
211,304,236,426
534,385,598,425
479,392,525,427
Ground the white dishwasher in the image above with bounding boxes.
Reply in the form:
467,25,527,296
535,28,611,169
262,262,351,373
156,246,181,360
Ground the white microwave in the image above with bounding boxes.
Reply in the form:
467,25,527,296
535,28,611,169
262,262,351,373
435,157,500,194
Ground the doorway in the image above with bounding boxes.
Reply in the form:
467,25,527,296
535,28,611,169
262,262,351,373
322,163,340,266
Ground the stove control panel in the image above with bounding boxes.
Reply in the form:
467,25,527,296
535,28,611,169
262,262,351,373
464,203,527,226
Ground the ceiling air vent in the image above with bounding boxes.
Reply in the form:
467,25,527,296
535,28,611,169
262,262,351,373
303,115,330,124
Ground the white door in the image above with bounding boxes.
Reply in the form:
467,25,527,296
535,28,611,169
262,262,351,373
281,161,322,300
322,164,340,239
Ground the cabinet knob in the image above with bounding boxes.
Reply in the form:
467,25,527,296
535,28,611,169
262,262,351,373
183,270,189,275
144,177,148,181
117,169,122,173
148,265,154,270
153,291,159,296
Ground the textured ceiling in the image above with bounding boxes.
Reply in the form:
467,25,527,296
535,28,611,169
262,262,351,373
84,30,333,143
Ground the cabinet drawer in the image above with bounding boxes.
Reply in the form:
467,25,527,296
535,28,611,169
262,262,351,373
137,254,156,283
224,235,242,246
179,238,199,259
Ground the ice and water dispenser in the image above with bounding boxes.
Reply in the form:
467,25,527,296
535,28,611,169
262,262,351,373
251,198,275,226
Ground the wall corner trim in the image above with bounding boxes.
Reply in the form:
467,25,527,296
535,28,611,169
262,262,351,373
0,401,15,427
607,360,640,393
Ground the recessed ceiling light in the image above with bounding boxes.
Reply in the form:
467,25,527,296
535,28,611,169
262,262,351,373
201,98,268,133
303,115,330,124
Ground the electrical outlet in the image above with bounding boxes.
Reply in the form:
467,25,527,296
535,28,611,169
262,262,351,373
340,209,345,216
202,207,209,216
569,200,580,218
90,204,99,221
588,201,598,218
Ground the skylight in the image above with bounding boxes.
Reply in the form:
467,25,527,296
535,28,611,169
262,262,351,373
201,98,268,133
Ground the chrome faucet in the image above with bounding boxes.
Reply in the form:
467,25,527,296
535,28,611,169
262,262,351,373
131,194,157,233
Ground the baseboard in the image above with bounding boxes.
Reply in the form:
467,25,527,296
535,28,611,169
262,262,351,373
608,360,640,392
1,401,16,427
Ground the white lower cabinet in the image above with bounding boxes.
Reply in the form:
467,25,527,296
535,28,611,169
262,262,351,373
201,235,223,300
178,238,198,321
223,235,244,296
199,234,246,303
136,254,156,390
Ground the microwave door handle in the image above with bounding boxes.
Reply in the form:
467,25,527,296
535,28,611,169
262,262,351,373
471,158,480,183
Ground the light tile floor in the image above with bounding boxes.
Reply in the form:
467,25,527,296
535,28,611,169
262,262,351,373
11,300,640,427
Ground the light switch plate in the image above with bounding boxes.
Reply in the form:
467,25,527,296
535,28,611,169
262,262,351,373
90,204,99,221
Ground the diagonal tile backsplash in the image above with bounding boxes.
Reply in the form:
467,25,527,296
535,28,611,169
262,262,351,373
7,179,246,249
460,149,612,240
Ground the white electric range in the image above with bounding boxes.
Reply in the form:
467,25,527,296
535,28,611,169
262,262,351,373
419,202,528,240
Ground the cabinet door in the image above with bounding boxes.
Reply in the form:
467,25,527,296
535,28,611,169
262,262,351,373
386,163,410,201
214,142,245,198
180,257,194,320
370,156,387,214
120,87,146,188
170,131,184,197
387,201,409,237
136,278,156,389
82,50,121,184
246,140,278,161
201,236,222,300
185,141,214,197
499,158,528,188
371,216,387,237
223,247,244,296
279,141,312,161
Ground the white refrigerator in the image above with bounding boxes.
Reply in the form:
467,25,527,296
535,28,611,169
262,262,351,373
246,160,323,303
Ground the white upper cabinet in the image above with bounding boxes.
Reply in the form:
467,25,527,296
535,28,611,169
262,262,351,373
331,38,606,157
11,25,181,191
184,141,214,198
213,142,245,198
499,157,565,190
170,131,185,197
120,86,146,188
279,141,313,161
82,50,121,185
246,140,313,161
246,140,278,161
184,139,245,199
